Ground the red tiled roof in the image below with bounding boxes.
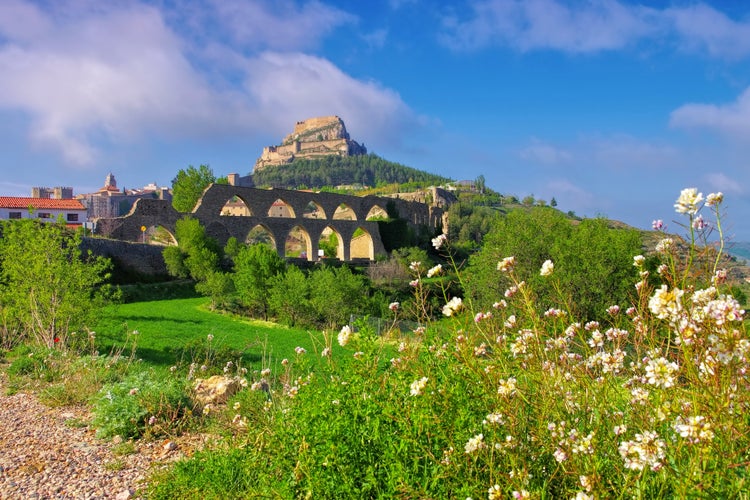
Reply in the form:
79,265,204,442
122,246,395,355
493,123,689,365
0,197,86,210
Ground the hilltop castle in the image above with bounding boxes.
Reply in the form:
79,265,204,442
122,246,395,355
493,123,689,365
253,116,366,171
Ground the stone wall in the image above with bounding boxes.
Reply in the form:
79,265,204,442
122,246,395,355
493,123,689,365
81,237,169,278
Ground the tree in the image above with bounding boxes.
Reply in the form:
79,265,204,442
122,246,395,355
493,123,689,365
233,243,286,319
554,218,642,319
0,220,115,349
172,164,216,212
475,174,486,193
447,203,501,249
309,265,368,328
195,271,235,310
464,208,641,320
163,217,222,280
268,266,311,326
162,217,232,308
318,232,339,259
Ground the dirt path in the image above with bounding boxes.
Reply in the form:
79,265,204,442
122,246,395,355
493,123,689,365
0,383,208,499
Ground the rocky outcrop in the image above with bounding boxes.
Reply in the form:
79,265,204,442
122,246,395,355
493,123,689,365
193,376,242,407
254,116,367,171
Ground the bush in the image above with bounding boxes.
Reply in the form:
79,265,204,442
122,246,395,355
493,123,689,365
6,353,44,377
233,243,286,319
0,219,115,350
92,369,192,440
464,208,641,320
4,346,75,387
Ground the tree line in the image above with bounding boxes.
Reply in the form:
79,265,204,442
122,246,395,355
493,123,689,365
161,217,380,329
252,154,452,190
0,199,645,352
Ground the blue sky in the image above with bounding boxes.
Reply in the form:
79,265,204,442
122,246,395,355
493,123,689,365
1,0,749,240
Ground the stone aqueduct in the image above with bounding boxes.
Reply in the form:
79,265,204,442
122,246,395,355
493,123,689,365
94,184,443,262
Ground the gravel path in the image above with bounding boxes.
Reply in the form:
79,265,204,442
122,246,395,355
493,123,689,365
0,384,210,499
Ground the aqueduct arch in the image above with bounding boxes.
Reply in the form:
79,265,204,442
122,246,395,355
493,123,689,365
94,184,442,262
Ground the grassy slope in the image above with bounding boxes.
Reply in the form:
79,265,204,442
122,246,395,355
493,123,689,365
93,297,327,370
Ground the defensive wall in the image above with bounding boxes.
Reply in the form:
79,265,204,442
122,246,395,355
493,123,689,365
94,184,443,262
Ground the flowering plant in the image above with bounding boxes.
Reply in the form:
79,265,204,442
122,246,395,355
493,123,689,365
152,188,749,499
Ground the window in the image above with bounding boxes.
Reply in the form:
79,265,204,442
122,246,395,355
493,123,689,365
38,212,51,219
67,213,79,222
8,212,21,219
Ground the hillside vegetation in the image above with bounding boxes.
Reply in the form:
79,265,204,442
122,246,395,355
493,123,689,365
6,162,750,498
251,153,452,190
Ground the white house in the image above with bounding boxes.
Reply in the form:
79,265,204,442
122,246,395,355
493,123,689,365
0,197,88,226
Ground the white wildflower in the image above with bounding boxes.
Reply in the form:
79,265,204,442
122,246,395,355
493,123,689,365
432,233,448,250
410,376,428,396
464,433,486,454
442,296,464,317
674,187,703,215
497,256,516,272
540,259,554,276
338,325,352,346
427,264,443,278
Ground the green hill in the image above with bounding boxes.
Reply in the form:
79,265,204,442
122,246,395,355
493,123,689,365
251,154,452,190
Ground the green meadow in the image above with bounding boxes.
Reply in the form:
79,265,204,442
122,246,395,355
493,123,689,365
93,297,328,369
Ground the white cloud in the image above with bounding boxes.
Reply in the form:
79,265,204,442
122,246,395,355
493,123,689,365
362,28,389,49
665,3,750,60
441,0,658,53
519,138,572,165
0,0,50,41
0,2,245,165
389,0,418,9
518,134,678,171
242,52,416,146
440,0,750,59
542,178,598,210
670,87,750,138
205,0,356,51
586,134,680,170
704,172,744,195
0,1,414,167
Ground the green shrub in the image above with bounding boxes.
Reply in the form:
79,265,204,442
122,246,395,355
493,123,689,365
0,219,115,350
5,347,71,385
6,353,44,377
465,207,641,321
92,369,192,440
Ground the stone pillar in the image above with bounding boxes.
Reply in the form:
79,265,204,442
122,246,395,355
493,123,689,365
273,229,286,259
310,239,319,262
342,239,351,261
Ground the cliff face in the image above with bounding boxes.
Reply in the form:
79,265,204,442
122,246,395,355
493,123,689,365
254,116,367,171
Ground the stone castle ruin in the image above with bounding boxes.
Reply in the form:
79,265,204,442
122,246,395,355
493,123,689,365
254,116,367,171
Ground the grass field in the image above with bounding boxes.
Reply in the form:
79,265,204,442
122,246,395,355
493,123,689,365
92,297,328,371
